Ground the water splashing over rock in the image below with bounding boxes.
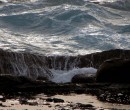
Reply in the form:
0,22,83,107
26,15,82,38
0,49,52,79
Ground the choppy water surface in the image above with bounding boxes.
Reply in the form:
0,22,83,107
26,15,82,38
0,0,130,55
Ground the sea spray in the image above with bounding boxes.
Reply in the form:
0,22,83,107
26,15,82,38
51,67,97,83
47,56,81,70
0,49,52,79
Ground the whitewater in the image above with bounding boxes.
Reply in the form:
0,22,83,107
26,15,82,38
0,0,130,83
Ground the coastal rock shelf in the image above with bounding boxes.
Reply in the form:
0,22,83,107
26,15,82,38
0,49,130,105
0,74,130,105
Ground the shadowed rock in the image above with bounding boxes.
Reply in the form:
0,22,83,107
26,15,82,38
71,74,95,83
46,98,64,103
0,74,35,86
36,76,49,81
96,58,130,83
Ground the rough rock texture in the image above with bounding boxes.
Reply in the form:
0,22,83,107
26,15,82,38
1,49,130,77
0,49,52,79
96,58,130,83
47,49,130,70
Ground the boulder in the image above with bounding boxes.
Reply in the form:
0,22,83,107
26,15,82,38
71,74,95,83
46,98,64,103
96,58,130,83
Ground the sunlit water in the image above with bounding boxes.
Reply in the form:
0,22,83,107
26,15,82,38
0,0,130,56
0,0,130,83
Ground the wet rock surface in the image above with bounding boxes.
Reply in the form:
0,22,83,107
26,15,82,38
1,49,130,107
71,74,95,83
96,58,130,83
0,49,52,79
47,49,130,69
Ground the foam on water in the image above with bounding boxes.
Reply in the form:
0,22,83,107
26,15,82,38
0,0,130,82
51,67,97,83
0,0,130,55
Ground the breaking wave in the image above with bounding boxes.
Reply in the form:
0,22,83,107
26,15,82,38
0,0,130,83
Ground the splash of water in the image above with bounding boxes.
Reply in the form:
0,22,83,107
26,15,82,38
51,67,97,83
0,49,52,79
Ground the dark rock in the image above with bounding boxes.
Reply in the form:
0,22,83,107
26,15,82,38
0,49,52,79
0,75,34,86
46,98,64,103
47,49,130,70
97,89,130,104
53,98,64,103
71,74,95,83
0,75,20,86
1,49,130,79
46,98,53,102
96,58,130,83
18,76,34,83
77,103,94,109
36,76,48,81
0,95,6,102
28,102,38,106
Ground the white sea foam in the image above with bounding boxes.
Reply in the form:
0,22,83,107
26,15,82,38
0,0,130,56
51,67,97,83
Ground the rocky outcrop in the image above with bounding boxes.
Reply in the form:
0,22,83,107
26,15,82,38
47,49,130,70
96,58,130,83
1,49,130,80
0,49,52,79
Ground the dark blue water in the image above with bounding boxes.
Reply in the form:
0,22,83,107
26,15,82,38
0,0,130,56
0,0,130,83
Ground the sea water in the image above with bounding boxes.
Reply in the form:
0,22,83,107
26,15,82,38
0,0,130,82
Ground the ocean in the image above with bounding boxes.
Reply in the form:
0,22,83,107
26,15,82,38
0,0,130,83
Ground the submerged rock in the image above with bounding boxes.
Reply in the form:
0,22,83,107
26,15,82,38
96,58,130,83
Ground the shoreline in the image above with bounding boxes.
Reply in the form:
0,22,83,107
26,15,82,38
1,93,130,110
0,76,130,109
0,49,130,109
